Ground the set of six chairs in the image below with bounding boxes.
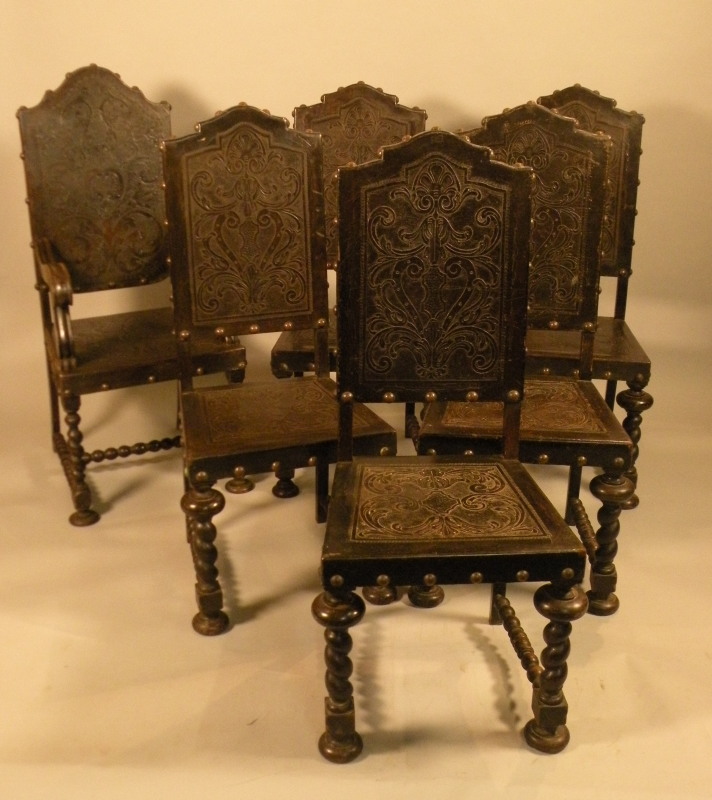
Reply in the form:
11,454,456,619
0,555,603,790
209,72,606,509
17,65,651,760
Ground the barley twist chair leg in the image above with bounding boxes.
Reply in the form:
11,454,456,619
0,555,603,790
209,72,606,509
312,585,365,763
524,582,588,753
587,466,635,616
181,476,228,636
616,375,653,510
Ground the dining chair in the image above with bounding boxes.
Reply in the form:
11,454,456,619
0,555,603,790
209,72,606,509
313,129,593,762
270,82,427,381
16,64,246,526
419,102,634,616
162,103,396,635
537,84,652,508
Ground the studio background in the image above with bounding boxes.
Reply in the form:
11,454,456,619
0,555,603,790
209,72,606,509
1,2,710,798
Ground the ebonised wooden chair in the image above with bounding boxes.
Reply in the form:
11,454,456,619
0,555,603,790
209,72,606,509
162,104,396,635
313,129,594,762
270,82,427,379
537,84,652,509
16,64,246,526
419,103,634,616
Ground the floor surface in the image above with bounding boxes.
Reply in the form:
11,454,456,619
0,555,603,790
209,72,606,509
1,311,710,799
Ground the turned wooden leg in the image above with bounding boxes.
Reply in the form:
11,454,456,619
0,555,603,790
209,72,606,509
616,374,653,510
524,582,588,753
225,465,254,494
59,391,99,527
272,464,299,499
587,465,634,616
315,457,329,524
47,367,61,449
407,573,444,608
182,473,229,635
312,583,365,763
362,574,398,605
565,462,583,524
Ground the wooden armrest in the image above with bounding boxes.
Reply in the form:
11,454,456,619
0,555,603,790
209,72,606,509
34,239,76,367
36,239,73,307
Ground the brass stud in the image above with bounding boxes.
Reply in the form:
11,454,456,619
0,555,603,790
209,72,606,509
271,461,280,473
317,318,326,328
423,573,437,587
548,320,560,330
340,391,354,403
101,383,110,391
424,391,437,403
426,448,437,455
283,321,294,331
537,454,550,464
147,375,156,383
382,391,396,403
583,322,595,332
249,324,260,334
306,362,315,371
561,568,575,580
214,326,225,338
233,466,246,479
466,391,479,402
195,367,204,376
330,574,345,588
379,446,392,456
577,456,587,466
470,572,483,584
376,574,390,587
612,457,625,470
516,570,529,582
603,371,613,380
306,456,317,466
542,367,551,376
179,330,190,341
463,450,474,456
505,389,521,403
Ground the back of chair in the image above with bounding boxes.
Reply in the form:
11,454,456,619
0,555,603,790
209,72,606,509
17,64,171,292
466,102,609,375
163,104,329,384
337,130,532,459
537,85,644,317
294,82,427,269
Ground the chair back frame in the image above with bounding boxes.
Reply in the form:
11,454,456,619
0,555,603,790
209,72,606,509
163,104,329,391
537,84,644,319
18,64,171,294
465,102,610,378
336,130,533,460
294,82,427,269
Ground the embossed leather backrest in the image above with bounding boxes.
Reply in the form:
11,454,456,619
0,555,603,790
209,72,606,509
337,130,532,409
164,104,328,348
17,64,171,292
294,83,427,268
467,102,609,333
538,85,644,278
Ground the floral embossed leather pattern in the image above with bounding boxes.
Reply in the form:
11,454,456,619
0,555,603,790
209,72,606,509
441,379,608,434
359,152,510,387
183,123,313,325
350,462,549,541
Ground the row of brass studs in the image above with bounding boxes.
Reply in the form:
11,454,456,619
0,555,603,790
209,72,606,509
225,442,395,484
340,390,521,404
328,566,576,589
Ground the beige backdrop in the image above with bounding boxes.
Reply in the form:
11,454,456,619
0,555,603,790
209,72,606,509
1,3,711,799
